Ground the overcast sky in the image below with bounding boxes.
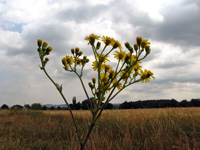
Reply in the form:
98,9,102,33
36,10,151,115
0,0,200,106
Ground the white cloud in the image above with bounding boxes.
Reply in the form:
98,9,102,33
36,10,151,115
0,0,200,106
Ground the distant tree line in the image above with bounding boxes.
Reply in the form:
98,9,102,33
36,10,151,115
1,98,200,110
0,97,113,111
119,98,200,109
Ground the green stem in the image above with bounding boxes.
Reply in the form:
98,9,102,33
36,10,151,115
76,72,94,111
109,79,141,102
39,58,81,143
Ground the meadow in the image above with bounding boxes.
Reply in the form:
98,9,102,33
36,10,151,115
0,108,200,150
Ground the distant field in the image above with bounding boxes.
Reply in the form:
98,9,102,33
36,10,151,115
0,108,200,150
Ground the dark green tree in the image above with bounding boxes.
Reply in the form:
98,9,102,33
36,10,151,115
42,105,47,110
81,98,94,110
50,106,55,110
31,103,42,110
1,104,9,109
180,100,190,107
190,99,200,107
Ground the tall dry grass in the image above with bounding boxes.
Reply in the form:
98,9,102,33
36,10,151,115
0,108,200,150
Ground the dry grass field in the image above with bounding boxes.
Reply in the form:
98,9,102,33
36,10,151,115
0,108,200,150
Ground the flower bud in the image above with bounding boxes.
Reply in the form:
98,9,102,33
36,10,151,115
134,43,138,51
88,82,94,89
71,48,75,55
95,91,99,96
125,42,130,49
45,58,49,62
83,56,87,60
46,46,53,53
145,46,151,55
86,59,89,63
92,78,96,84
78,51,83,56
141,40,146,48
125,55,130,63
62,57,66,65
42,41,48,48
136,37,142,46
81,59,86,65
96,42,101,50
75,47,79,55
37,39,42,47
125,42,133,53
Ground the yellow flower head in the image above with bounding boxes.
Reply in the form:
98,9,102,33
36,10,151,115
101,73,109,83
102,36,114,46
126,53,137,62
133,61,142,70
120,70,130,81
100,73,110,91
92,61,104,72
108,70,116,79
113,78,122,90
65,63,69,70
141,39,151,48
113,40,122,50
102,64,112,72
65,56,74,65
140,69,155,83
114,50,126,61
76,58,82,66
147,70,155,79
85,34,100,45
96,53,109,63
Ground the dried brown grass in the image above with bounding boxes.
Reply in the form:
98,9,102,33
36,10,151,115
0,108,200,150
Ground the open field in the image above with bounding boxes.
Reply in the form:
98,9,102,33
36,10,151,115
0,108,200,150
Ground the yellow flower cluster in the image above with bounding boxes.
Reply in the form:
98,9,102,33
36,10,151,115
140,69,155,83
61,47,89,71
37,34,155,148
84,33,155,98
85,34,122,50
37,39,53,56
37,39,53,67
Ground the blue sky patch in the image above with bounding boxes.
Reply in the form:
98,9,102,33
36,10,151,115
2,20,24,33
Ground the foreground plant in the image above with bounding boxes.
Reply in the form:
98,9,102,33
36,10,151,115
37,34,155,150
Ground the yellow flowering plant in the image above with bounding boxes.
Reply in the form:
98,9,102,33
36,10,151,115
37,34,155,150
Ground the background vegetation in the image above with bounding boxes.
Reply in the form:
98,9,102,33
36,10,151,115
0,108,200,150
1,98,200,110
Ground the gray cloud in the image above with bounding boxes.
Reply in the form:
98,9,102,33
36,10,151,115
139,1,200,47
0,0,200,106
109,0,200,48
55,4,108,23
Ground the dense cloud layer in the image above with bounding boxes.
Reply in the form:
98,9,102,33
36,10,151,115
0,0,199,106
